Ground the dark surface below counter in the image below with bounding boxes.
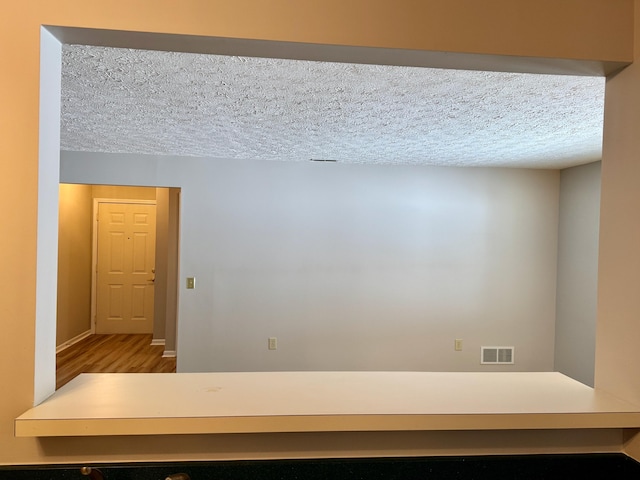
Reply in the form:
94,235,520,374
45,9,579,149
1,454,640,479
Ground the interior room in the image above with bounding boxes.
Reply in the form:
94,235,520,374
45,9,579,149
56,184,179,387
56,45,603,386
5,0,640,472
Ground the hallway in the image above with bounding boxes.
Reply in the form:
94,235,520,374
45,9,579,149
56,334,176,389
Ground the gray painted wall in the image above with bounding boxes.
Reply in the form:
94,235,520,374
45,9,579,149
555,161,601,386
61,151,560,373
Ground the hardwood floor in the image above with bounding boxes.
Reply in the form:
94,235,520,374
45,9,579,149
56,334,176,389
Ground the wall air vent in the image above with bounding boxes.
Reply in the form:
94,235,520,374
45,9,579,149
481,346,515,365
309,158,337,162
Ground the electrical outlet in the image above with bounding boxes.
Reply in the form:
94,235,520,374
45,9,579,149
454,339,463,351
268,337,277,350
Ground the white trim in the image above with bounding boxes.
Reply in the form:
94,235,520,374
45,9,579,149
56,329,92,354
150,338,166,346
162,350,177,358
91,198,157,333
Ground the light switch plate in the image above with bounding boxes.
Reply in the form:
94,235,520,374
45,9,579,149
186,277,196,289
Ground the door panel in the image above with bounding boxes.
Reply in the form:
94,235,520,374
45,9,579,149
109,232,125,272
96,202,156,334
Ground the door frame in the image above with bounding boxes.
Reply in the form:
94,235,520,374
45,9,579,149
90,198,157,334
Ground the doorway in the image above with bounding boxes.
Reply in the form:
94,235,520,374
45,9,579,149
56,184,180,386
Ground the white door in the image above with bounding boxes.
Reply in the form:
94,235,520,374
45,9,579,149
96,202,156,334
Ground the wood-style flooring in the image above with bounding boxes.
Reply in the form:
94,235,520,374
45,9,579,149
56,334,176,389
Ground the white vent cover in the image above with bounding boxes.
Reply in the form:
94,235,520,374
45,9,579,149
481,346,515,365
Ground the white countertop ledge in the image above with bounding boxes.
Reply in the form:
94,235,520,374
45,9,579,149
15,371,640,437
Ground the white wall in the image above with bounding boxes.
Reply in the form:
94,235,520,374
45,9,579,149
61,151,560,372
34,29,61,403
555,161,601,386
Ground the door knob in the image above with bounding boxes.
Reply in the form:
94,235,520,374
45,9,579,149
80,467,104,480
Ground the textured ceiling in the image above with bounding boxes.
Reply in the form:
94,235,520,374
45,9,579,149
60,45,605,169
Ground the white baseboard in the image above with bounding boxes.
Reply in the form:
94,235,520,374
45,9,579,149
162,350,177,358
56,329,92,354
150,338,166,346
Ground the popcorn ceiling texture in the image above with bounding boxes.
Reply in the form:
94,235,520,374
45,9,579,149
60,45,605,168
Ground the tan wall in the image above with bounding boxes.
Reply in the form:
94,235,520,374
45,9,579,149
596,57,640,400
56,184,92,346
164,188,180,353
153,188,169,342
92,185,156,201
0,0,635,466
599,0,640,460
